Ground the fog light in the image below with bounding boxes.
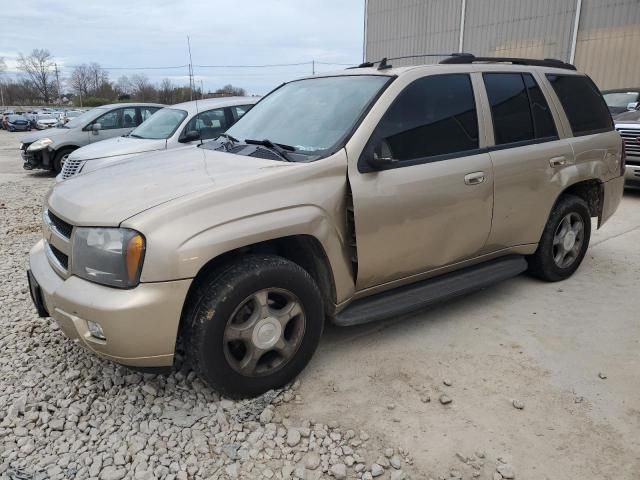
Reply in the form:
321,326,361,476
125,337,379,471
87,320,106,340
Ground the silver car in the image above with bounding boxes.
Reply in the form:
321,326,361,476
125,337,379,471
58,97,258,181
21,103,164,173
614,109,640,188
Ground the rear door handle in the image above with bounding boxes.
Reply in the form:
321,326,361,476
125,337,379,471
464,171,486,185
549,156,567,167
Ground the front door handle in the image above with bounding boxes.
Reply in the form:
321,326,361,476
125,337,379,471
464,171,486,185
549,156,567,167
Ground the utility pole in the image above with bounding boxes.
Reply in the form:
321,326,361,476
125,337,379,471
54,63,61,105
187,36,194,101
312,60,315,75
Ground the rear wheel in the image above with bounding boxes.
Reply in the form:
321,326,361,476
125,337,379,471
183,255,324,397
527,194,591,281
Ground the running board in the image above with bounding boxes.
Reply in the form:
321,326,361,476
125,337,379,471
334,255,528,327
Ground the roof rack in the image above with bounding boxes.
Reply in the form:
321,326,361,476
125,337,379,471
348,53,471,71
439,54,576,70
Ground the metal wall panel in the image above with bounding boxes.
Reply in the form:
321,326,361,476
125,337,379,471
364,0,640,88
574,0,640,89
366,0,462,66
462,0,576,60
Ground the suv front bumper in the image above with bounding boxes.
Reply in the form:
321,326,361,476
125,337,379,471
28,240,192,367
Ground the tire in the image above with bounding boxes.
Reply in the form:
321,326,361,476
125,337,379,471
527,194,591,282
183,255,324,398
52,148,74,174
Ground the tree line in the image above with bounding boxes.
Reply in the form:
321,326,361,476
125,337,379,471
0,49,247,107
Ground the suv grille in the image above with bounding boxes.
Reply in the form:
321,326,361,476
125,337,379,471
616,128,640,164
48,210,73,239
61,158,85,179
49,244,69,270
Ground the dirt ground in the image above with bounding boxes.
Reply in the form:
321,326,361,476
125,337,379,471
1,129,639,479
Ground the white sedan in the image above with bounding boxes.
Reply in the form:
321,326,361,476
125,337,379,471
58,96,258,180
35,114,59,129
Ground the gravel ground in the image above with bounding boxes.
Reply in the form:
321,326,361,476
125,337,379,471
1,129,640,479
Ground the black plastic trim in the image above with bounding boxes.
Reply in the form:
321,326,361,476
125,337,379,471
334,255,528,327
440,54,576,70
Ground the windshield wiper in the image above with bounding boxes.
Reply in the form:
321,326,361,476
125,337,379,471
129,133,142,138
244,138,295,161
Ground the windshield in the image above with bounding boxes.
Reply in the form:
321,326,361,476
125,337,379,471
129,108,187,139
63,108,104,128
225,75,390,156
38,114,56,120
603,92,639,108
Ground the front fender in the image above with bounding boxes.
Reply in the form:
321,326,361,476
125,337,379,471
137,205,355,304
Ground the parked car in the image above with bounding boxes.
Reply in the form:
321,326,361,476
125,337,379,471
5,114,32,132
57,110,83,127
59,97,257,180
27,56,624,397
34,114,59,130
602,89,640,116
20,103,164,172
614,109,640,188
1,111,16,130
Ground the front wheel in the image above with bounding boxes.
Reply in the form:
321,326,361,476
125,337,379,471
183,255,324,397
527,194,591,282
52,149,74,174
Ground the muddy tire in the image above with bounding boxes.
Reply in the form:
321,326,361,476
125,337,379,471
183,255,324,398
527,194,591,282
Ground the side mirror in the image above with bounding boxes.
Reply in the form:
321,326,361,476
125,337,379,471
366,139,397,170
627,102,639,111
90,123,101,134
181,130,201,143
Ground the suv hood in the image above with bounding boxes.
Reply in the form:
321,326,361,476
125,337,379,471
47,146,291,226
69,136,167,162
614,110,640,124
21,128,68,144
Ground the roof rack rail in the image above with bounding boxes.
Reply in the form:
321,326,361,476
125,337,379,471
439,54,576,70
348,53,474,71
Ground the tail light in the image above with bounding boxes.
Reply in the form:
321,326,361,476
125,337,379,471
621,141,627,176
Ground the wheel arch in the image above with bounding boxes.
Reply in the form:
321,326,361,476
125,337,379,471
554,178,604,225
177,234,338,343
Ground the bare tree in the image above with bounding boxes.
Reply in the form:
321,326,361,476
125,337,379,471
17,49,57,103
69,64,91,105
115,75,133,96
0,57,6,108
158,78,175,104
87,63,109,93
214,84,246,97
130,73,155,101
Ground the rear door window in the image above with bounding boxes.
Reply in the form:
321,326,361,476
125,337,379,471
546,74,613,136
484,73,535,145
523,74,557,139
183,108,229,140
373,73,479,163
231,105,252,121
484,73,558,146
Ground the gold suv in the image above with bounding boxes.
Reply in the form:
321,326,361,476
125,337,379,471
27,55,625,397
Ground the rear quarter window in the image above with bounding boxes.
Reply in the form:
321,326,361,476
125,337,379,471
546,74,613,137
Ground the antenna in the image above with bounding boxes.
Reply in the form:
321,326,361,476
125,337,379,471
187,35,203,146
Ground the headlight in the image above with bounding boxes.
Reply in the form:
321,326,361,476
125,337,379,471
71,228,146,288
27,138,53,151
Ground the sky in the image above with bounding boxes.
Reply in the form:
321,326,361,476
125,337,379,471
0,0,366,95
